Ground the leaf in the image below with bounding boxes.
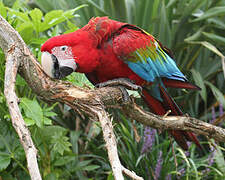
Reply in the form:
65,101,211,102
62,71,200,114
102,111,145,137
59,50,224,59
51,132,72,155
20,98,43,128
201,41,224,58
43,10,64,25
214,145,225,175
41,5,87,32
86,0,108,15
70,131,81,154
82,165,100,171
187,41,225,79
16,74,27,86
189,158,199,180
184,28,204,42
191,69,207,103
192,6,225,22
40,125,68,142
29,8,43,34
205,81,225,108
207,18,225,30
0,2,7,19
16,22,34,43
53,155,76,166
107,172,114,180
7,8,30,22
43,117,52,125
177,148,190,167
0,153,11,171
24,117,35,126
159,1,171,47
202,32,225,45
44,173,57,180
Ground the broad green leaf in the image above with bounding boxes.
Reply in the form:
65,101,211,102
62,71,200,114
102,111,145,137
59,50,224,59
30,37,48,45
205,81,225,108
41,5,86,32
0,2,7,18
29,8,43,34
7,8,30,22
191,69,207,103
51,132,72,155
43,117,52,125
192,6,225,22
40,125,68,142
64,20,79,34
16,22,34,43
43,10,64,25
44,173,57,180
53,155,76,166
24,117,35,126
0,153,11,171
20,98,43,128
43,111,57,117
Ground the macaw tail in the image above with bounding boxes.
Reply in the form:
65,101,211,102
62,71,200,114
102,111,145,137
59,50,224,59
141,79,202,150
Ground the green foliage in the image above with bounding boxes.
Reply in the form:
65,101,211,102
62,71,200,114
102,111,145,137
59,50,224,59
0,0,224,179
19,98,55,127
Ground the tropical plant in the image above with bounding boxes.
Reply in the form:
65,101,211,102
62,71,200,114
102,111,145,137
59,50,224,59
0,0,224,179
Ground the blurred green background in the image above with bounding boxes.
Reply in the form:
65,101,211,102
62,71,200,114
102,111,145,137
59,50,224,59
0,0,225,179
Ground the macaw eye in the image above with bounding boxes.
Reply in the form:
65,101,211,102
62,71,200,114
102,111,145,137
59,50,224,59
60,46,67,51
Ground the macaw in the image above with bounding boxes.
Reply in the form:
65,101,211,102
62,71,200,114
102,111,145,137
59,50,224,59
41,17,201,150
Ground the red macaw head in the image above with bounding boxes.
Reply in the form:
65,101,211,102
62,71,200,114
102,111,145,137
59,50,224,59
41,30,99,79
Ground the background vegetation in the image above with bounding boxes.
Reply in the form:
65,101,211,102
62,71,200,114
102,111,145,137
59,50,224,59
0,0,225,179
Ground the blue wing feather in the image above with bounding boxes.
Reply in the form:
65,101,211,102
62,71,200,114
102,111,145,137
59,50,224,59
125,43,186,83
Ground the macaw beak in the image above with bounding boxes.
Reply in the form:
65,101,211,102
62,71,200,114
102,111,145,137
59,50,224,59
41,52,77,79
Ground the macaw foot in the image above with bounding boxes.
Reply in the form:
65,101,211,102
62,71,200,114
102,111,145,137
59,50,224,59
95,78,142,102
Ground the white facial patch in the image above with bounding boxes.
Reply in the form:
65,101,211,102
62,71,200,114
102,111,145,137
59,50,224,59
41,52,54,78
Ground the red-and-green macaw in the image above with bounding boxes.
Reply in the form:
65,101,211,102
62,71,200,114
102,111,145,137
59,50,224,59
41,17,201,150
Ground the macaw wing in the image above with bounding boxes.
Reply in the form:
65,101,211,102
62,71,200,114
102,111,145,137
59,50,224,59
113,24,186,83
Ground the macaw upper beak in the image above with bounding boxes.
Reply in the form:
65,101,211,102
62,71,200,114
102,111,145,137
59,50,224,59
41,52,77,79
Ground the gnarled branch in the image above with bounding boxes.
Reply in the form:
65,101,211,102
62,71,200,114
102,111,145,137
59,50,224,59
1,14,225,180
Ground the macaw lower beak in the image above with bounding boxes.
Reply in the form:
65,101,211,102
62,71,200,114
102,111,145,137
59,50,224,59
41,52,77,79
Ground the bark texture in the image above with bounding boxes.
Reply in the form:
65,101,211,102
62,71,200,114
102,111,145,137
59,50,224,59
1,15,225,180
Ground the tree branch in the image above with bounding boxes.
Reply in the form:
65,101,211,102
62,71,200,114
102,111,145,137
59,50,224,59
1,14,225,179
1,17,42,180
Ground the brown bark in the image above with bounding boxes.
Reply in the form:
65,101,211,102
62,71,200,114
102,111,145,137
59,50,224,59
1,14,225,180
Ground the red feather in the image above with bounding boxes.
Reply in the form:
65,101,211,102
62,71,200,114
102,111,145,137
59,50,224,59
142,88,202,150
41,17,202,151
